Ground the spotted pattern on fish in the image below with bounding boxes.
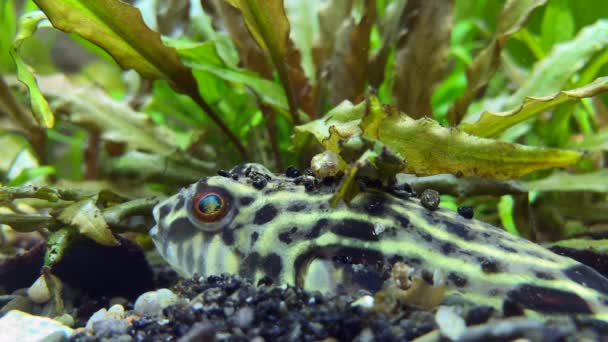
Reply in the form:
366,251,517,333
150,163,608,321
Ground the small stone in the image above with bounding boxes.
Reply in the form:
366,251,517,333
27,274,62,304
351,295,375,309
252,176,267,190
0,310,73,342
234,307,254,328
86,308,108,330
435,306,466,340
457,206,474,219
53,314,74,327
178,320,216,342
285,166,301,178
106,304,125,320
0,295,32,315
355,328,375,342
420,189,440,211
92,319,130,337
134,288,183,317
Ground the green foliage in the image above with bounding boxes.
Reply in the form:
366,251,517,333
0,0,607,258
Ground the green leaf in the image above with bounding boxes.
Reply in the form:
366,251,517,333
521,170,608,193
296,96,583,180
10,10,55,127
540,0,574,52
498,195,519,235
33,0,198,95
7,166,55,186
460,77,608,138
0,0,16,73
505,20,608,110
172,40,293,118
36,74,180,154
58,198,119,246
33,0,249,158
446,0,547,125
223,0,302,123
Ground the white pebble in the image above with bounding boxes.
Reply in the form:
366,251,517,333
106,304,125,320
351,295,375,309
435,305,467,340
0,310,73,342
27,274,62,304
134,288,183,317
85,308,107,330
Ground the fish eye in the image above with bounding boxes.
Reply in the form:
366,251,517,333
192,192,227,222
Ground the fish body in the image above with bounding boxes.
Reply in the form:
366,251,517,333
150,164,608,319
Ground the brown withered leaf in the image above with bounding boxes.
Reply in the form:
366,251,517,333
213,0,273,77
312,1,353,71
393,0,453,118
327,0,376,106
33,0,198,96
286,41,315,116
223,0,308,123
295,95,583,180
447,0,547,125
215,1,314,117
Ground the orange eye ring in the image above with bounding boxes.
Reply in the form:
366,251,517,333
193,192,227,222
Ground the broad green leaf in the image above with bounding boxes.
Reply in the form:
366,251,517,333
521,170,608,193
10,11,55,127
460,77,608,138
446,0,547,125
172,40,296,119
7,166,55,186
498,195,519,235
296,96,582,179
223,0,303,122
33,0,198,96
58,198,119,246
393,0,453,118
540,0,574,52
505,19,608,110
36,74,179,154
0,0,16,73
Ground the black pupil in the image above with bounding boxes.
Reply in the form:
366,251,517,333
198,194,222,214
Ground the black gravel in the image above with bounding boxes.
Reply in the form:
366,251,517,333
67,274,608,342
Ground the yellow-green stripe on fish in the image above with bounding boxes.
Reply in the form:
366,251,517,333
150,163,608,320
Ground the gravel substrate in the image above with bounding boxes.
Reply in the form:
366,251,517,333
65,274,608,342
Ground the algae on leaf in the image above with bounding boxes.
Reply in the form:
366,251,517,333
296,95,583,180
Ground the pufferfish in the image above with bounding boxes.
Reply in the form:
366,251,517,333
150,163,608,320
